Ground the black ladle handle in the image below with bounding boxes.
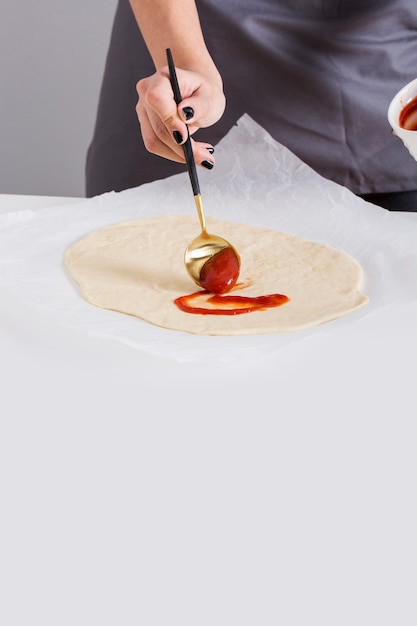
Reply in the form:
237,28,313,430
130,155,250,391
166,48,201,197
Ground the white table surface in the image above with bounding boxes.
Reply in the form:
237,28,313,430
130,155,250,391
1,193,416,625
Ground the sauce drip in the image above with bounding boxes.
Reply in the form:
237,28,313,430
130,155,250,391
174,290,289,316
399,95,417,130
199,247,240,294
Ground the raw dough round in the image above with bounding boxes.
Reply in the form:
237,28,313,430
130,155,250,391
64,215,368,336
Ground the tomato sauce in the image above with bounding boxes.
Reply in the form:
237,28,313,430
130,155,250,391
174,290,289,316
199,247,240,294
399,95,417,130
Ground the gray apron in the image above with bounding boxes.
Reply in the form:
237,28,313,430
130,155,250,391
86,0,417,199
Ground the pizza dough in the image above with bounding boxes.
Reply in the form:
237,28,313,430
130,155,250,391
64,215,368,336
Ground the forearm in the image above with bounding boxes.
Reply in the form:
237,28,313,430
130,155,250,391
129,0,219,80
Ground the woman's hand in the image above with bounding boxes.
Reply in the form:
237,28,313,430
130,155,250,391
135,65,226,169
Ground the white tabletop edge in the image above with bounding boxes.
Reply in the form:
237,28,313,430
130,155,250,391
0,193,83,214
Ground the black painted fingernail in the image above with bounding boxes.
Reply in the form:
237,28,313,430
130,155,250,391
182,106,194,121
173,130,183,144
206,147,214,154
201,160,214,170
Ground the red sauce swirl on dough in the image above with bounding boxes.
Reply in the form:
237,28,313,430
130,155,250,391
174,291,289,316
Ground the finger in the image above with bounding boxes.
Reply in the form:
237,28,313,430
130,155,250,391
174,73,226,130
136,98,185,163
137,73,190,149
139,105,216,170
190,141,216,170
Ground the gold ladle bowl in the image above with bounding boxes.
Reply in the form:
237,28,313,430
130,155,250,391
184,195,240,293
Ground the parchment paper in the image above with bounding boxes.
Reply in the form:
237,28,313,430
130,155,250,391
1,115,417,362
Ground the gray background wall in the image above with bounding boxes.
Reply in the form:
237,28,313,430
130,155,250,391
0,1,117,198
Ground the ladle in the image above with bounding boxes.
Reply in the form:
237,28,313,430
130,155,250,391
166,48,240,294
